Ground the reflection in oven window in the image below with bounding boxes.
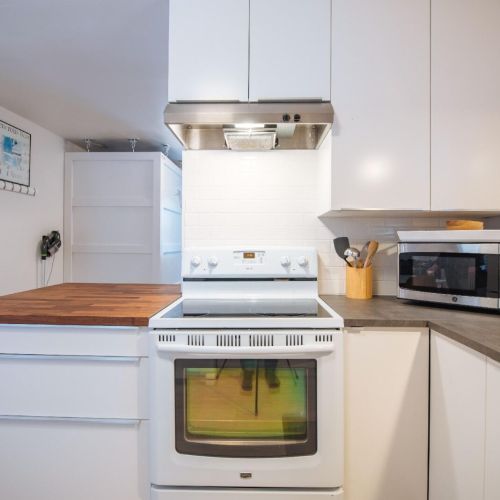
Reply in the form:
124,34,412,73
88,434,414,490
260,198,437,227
184,360,309,441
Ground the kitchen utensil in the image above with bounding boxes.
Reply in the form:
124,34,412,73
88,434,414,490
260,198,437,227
334,237,351,265
359,241,370,268
363,240,379,268
446,220,484,230
344,247,361,268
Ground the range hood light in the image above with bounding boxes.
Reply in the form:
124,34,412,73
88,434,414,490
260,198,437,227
234,123,266,129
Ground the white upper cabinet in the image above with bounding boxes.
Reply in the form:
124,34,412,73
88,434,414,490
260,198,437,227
249,0,331,102
168,0,249,102
329,0,430,211
431,0,500,211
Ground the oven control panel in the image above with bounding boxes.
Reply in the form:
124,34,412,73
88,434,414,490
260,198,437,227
183,247,317,278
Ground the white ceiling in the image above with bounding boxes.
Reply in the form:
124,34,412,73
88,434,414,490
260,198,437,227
0,0,182,159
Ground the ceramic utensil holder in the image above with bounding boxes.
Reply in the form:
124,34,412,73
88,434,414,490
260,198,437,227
346,265,373,299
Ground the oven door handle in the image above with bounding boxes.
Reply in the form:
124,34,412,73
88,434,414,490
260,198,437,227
156,344,335,356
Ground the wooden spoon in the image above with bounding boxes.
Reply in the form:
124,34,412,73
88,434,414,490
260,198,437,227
363,240,379,268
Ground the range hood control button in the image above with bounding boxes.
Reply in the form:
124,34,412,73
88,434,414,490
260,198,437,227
294,114,301,122
282,113,290,122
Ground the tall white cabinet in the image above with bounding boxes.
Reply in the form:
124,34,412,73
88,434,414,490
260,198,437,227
64,152,181,284
431,0,500,211
344,328,429,500
329,0,430,211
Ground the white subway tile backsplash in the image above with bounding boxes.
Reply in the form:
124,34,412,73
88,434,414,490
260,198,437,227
183,150,453,295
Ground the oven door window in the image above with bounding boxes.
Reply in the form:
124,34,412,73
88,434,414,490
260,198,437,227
174,359,317,458
399,252,499,297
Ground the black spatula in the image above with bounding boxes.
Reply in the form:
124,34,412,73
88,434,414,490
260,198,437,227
333,237,351,266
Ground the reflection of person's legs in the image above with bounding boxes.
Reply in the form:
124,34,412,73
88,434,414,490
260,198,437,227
241,360,256,391
264,360,280,388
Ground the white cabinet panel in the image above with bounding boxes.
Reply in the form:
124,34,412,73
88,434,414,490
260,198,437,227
431,0,500,211
485,358,500,500
0,418,147,500
65,152,181,284
344,328,429,500
0,354,146,419
330,0,430,210
429,332,486,500
168,0,249,102
249,0,331,102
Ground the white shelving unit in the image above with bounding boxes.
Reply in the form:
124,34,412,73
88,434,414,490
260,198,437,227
64,152,181,284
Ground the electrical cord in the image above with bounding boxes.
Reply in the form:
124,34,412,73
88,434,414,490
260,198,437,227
45,253,56,286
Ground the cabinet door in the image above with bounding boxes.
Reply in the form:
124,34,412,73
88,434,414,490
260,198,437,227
344,328,429,500
0,417,147,500
429,332,486,500
431,0,500,210
168,0,249,102
485,358,500,500
330,0,430,210
249,0,331,101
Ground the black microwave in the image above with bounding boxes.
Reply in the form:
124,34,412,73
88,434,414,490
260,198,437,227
398,243,500,309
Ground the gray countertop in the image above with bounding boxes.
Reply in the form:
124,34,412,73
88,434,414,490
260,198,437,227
321,295,500,363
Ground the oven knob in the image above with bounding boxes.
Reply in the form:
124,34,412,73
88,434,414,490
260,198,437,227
297,256,309,267
280,256,291,267
190,256,201,267
208,256,218,267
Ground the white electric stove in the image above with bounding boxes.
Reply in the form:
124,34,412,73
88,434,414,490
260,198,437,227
149,247,344,499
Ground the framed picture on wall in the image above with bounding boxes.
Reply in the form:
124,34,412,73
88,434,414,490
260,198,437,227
0,119,31,187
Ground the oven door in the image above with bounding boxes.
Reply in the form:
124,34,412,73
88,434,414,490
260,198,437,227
398,243,500,308
149,332,343,489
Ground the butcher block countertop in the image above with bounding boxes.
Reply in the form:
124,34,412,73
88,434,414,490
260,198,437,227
0,283,181,327
321,295,500,363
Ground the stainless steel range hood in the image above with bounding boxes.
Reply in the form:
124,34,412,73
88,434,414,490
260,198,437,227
164,102,333,151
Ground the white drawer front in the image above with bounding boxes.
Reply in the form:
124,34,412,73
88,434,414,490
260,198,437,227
0,354,147,419
0,417,148,500
0,324,148,357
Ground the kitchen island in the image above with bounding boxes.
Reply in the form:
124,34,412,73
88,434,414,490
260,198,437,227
0,283,180,500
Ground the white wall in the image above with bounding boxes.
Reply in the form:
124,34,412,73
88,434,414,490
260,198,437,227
182,138,449,295
0,105,65,295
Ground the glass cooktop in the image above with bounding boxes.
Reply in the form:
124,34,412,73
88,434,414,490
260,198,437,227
161,299,333,319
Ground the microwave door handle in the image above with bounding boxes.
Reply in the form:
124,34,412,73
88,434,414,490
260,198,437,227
156,344,335,357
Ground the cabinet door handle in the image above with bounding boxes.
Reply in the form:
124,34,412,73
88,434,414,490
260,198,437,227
0,415,139,425
0,354,140,362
